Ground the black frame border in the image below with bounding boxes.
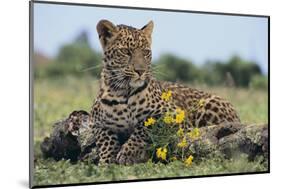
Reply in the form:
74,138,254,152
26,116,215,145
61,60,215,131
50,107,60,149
29,0,270,188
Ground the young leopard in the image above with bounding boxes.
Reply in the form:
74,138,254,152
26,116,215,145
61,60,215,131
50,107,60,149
90,20,240,165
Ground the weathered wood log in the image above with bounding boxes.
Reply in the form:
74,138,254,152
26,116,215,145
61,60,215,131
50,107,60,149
40,119,82,162
40,111,92,162
40,111,268,163
190,123,268,161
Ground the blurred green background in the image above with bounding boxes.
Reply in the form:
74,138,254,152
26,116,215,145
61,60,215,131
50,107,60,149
34,31,268,89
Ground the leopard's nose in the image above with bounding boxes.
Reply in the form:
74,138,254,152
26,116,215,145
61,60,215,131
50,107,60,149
134,69,145,76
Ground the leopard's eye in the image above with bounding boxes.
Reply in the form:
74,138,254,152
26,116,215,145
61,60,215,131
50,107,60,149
143,49,151,56
120,48,131,56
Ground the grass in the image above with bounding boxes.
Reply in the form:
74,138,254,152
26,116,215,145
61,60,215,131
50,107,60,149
34,156,267,186
33,76,268,186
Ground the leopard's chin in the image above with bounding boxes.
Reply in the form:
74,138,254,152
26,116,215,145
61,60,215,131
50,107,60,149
129,80,145,88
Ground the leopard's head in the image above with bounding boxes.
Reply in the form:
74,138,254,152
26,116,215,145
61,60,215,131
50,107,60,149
97,20,153,89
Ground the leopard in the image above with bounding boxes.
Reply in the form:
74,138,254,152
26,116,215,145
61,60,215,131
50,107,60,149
89,19,240,165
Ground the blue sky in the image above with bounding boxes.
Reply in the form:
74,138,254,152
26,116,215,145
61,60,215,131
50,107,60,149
34,3,268,73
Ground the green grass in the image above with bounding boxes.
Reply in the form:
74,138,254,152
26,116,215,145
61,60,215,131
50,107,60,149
33,76,268,186
34,156,267,186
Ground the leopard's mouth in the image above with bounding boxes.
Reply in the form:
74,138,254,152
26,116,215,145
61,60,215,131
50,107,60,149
128,71,149,88
129,78,145,88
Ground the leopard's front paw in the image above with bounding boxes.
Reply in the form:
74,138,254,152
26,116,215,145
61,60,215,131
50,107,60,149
116,147,135,165
116,145,149,165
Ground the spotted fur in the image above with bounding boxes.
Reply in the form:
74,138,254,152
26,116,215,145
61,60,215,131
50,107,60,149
89,20,240,165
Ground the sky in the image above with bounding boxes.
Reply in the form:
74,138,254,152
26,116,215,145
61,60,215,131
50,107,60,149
33,3,269,73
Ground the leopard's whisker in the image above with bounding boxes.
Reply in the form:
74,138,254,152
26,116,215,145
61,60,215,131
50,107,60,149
107,73,125,78
151,64,165,69
105,71,126,78
112,78,126,90
151,70,167,77
107,74,126,81
80,64,103,72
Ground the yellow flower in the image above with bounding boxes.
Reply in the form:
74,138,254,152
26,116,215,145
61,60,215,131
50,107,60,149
176,128,184,137
193,128,200,136
198,99,205,107
156,147,168,160
163,113,174,124
175,108,185,124
187,128,200,140
175,108,184,114
144,117,156,127
177,138,188,148
161,90,172,101
184,155,194,166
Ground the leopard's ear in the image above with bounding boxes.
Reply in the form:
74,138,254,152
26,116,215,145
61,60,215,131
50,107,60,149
96,20,117,49
141,20,154,44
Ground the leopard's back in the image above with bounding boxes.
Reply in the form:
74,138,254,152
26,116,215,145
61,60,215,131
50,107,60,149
159,81,240,127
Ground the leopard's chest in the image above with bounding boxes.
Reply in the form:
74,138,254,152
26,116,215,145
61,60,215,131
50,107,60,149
94,102,142,133
93,87,168,133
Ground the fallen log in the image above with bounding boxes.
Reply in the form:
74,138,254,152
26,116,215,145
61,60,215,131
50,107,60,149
190,123,268,161
40,111,268,163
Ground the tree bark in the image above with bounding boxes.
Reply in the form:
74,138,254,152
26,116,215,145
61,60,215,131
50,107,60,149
191,123,268,161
